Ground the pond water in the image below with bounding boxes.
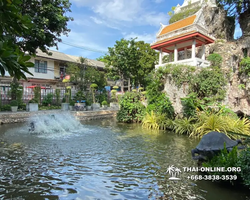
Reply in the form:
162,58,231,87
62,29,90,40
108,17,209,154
0,113,249,200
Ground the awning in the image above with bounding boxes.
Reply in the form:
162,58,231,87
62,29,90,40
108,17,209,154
27,85,46,89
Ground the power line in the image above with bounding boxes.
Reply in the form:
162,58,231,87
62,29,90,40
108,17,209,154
60,41,108,54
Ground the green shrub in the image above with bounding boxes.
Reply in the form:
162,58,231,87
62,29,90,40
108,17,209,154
237,148,250,187
169,6,201,24
1,104,11,111
102,100,108,105
181,93,201,118
10,100,18,106
190,67,227,101
207,53,223,67
173,117,196,135
146,93,175,119
29,98,38,103
69,100,75,106
73,91,86,102
42,93,53,106
117,92,146,123
240,57,250,76
202,145,239,180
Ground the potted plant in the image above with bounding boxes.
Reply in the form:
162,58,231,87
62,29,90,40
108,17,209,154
90,83,100,110
110,86,119,110
28,98,39,112
10,100,18,112
86,100,92,111
102,100,108,109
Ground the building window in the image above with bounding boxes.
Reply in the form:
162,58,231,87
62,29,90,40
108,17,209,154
35,60,47,73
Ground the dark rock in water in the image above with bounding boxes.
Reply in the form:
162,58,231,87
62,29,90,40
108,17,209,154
191,131,244,161
29,121,35,132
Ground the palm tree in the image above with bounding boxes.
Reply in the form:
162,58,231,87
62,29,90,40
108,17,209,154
166,165,175,177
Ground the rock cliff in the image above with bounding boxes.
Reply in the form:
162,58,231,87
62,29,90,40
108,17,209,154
163,5,250,116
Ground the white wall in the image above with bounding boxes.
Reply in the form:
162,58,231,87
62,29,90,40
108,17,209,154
3,57,55,80
25,58,54,79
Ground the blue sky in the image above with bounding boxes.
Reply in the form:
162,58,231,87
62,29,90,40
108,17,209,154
52,0,242,60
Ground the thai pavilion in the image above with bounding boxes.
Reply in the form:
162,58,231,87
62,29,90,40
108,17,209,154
151,0,217,68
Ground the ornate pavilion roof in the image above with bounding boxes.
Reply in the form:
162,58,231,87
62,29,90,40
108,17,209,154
151,9,215,52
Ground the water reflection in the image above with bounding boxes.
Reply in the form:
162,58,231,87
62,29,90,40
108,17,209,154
0,118,249,199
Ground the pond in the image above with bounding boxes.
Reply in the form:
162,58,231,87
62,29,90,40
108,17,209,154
0,113,249,200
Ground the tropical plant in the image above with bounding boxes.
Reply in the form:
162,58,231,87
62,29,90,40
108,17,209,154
42,93,54,106
142,111,160,130
90,83,98,103
73,91,86,102
181,93,201,118
190,112,250,138
173,117,196,135
202,145,239,180
55,89,60,105
117,92,146,123
33,87,41,104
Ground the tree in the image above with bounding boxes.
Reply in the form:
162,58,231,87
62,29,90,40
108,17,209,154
132,41,158,87
0,0,73,79
66,57,107,91
104,38,157,92
104,39,133,93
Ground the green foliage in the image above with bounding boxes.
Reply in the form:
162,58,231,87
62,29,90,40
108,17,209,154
240,57,250,76
69,100,75,106
202,145,239,179
39,105,61,110
55,89,60,105
90,84,98,103
62,97,66,103
104,39,157,91
117,92,146,123
102,100,108,106
42,93,53,106
111,89,117,102
146,93,175,119
238,84,246,90
0,104,11,111
173,117,196,135
181,93,201,118
66,57,107,91
190,67,227,101
73,91,85,102
29,98,38,103
96,89,108,104
9,81,23,106
207,53,223,67
237,148,250,187
33,87,41,104
169,6,201,24
10,100,18,107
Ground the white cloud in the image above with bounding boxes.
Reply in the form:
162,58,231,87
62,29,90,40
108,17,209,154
123,32,156,44
51,30,108,55
71,0,169,27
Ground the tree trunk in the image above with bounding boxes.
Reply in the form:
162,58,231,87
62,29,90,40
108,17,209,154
121,74,124,93
128,78,131,92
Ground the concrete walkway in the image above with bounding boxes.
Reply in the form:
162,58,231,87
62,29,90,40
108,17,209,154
0,109,119,124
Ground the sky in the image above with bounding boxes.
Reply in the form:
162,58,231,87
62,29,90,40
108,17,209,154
51,0,242,60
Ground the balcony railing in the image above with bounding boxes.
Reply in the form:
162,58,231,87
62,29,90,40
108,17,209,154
155,57,210,69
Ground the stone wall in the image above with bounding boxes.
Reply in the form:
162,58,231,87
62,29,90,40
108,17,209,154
0,110,118,125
